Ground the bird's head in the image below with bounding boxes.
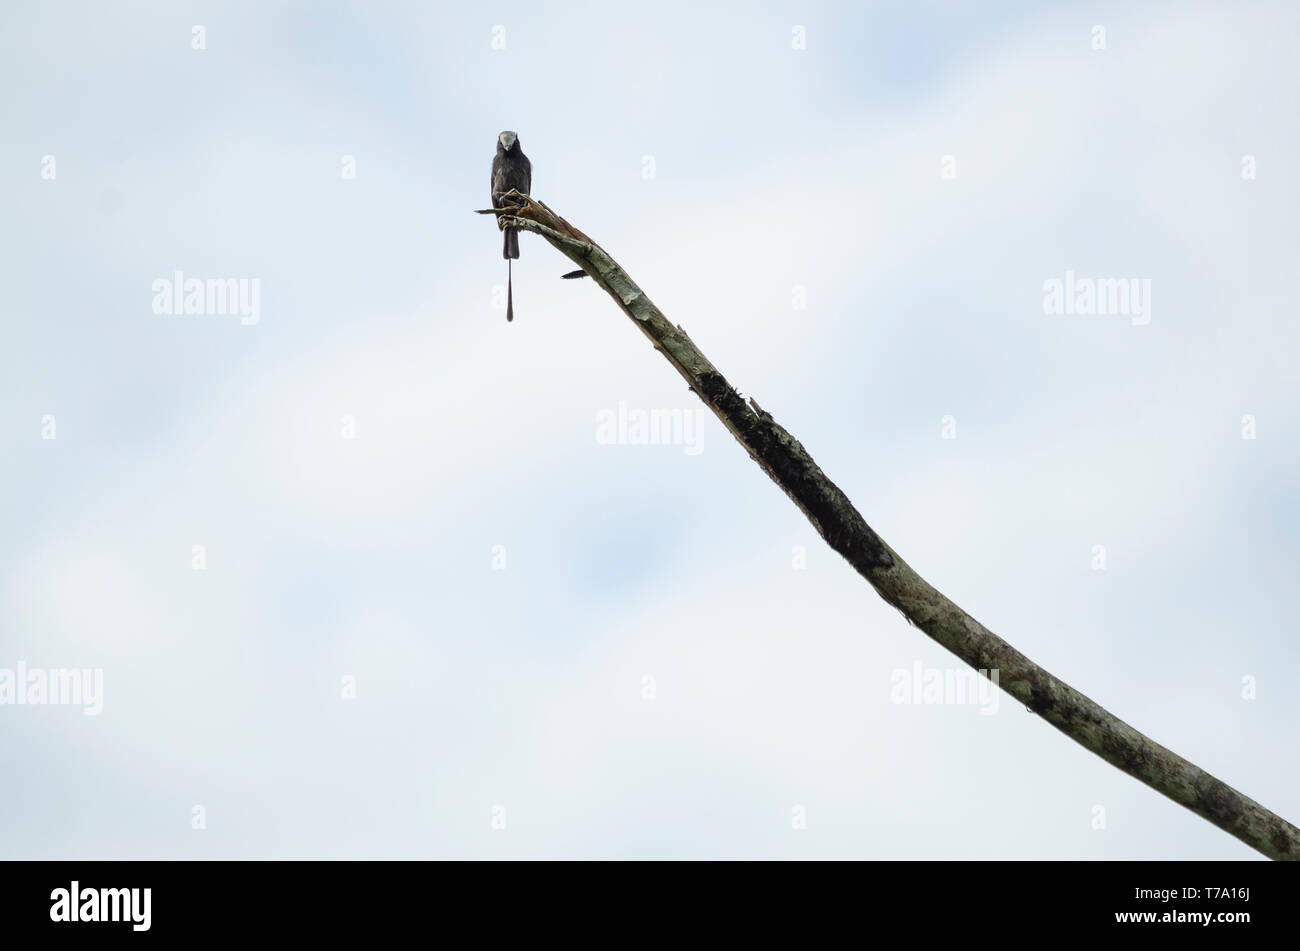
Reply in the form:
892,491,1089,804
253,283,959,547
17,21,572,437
498,130,518,151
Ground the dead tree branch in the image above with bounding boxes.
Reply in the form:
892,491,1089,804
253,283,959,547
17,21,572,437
477,191,1300,860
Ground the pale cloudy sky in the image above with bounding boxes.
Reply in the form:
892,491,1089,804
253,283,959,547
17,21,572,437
1,1,1296,858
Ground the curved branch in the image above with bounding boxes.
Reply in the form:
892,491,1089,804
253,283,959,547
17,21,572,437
479,192,1300,860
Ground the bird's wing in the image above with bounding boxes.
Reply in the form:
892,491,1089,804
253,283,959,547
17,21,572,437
490,152,505,204
491,153,511,230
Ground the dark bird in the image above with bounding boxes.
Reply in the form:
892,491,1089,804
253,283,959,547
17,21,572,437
491,130,532,322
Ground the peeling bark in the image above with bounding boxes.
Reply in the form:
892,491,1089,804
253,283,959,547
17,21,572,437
477,193,1300,860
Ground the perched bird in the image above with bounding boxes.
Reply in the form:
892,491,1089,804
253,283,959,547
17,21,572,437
491,130,532,322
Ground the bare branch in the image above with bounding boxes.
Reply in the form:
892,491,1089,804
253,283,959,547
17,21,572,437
479,195,1300,860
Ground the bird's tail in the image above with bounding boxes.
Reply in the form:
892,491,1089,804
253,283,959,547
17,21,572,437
506,259,514,322
503,227,519,260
